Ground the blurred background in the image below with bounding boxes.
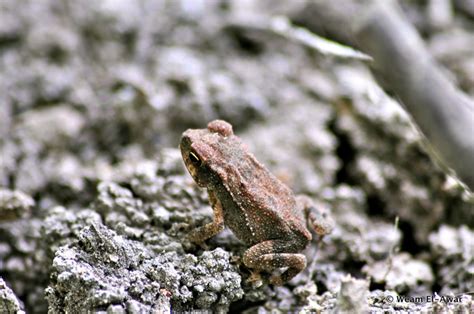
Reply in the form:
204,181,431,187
0,0,473,312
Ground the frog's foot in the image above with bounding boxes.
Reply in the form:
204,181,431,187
308,212,334,236
185,234,208,250
297,195,334,236
185,191,225,250
193,240,209,251
246,271,263,287
186,219,224,250
243,240,307,286
268,261,305,286
269,275,284,286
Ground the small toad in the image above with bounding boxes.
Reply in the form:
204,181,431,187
180,120,333,285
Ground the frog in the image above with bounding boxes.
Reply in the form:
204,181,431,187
180,119,333,285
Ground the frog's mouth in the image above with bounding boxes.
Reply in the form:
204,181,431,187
179,133,211,188
185,164,199,182
184,164,208,188
179,146,202,187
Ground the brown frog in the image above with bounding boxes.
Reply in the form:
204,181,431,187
180,120,333,285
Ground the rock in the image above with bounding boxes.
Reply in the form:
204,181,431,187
0,189,34,221
336,275,370,313
429,225,474,294
45,222,242,312
0,277,24,314
363,253,434,294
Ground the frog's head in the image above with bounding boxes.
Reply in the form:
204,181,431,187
180,120,233,187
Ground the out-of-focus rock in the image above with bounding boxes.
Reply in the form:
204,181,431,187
317,185,401,264
427,0,453,30
428,29,474,94
15,106,85,147
363,253,434,295
335,275,370,313
332,65,473,243
429,225,474,294
244,102,338,194
453,0,474,17
0,189,34,221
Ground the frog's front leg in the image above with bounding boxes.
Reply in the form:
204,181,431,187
187,190,224,245
242,240,307,286
296,195,334,236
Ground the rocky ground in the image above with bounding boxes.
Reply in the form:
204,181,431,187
0,0,473,313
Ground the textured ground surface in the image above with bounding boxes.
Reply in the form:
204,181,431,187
0,0,473,313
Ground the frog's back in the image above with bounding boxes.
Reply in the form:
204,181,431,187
208,135,309,242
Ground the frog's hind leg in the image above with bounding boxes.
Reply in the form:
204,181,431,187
242,240,306,286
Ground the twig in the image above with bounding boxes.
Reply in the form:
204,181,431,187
227,15,372,61
382,216,400,281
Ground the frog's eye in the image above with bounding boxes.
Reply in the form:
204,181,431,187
189,151,202,166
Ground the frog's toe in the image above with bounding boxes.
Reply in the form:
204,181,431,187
246,271,263,287
269,275,284,286
307,207,334,235
198,242,210,250
192,240,209,251
310,216,334,236
185,235,209,250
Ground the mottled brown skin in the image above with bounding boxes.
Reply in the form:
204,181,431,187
180,120,333,285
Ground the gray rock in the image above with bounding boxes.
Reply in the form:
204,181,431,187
0,0,472,312
0,189,34,221
45,221,242,312
0,277,24,314
363,253,434,294
335,275,369,313
429,225,474,294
